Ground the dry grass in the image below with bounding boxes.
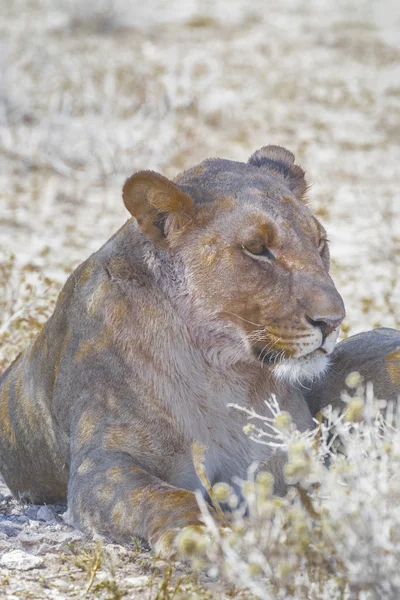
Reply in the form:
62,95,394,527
188,392,400,599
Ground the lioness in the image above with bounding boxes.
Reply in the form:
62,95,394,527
0,145,346,556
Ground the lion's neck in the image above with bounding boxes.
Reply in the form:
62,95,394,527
108,223,304,429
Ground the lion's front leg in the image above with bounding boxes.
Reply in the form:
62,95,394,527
68,450,205,558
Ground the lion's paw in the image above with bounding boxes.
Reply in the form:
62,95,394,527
154,524,211,561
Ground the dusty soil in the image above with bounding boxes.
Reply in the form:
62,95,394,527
0,0,399,597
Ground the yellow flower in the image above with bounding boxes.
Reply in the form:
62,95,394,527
256,471,274,498
274,411,292,431
177,526,209,557
212,482,232,503
345,371,362,388
243,423,255,435
344,398,364,422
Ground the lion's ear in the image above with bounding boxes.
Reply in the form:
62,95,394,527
248,145,307,202
122,171,194,247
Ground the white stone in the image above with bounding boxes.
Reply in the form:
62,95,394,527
0,549,43,571
37,506,56,522
52,578,69,591
125,576,150,587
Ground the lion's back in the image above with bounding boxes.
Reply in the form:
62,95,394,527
0,257,104,502
0,225,158,503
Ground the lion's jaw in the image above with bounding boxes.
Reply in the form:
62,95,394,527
268,324,341,383
272,334,339,384
166,268,341,378
273,352,331,385
195,307,340,382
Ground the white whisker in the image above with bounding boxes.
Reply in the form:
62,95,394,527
219,311,263,328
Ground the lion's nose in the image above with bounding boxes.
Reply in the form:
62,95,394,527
306,316,343,339
297,275,346,339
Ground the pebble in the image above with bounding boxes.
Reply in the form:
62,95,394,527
12,515,29,524
0,524,20,538
19,532,45,546
1,494,13,502
95,571,110,582
51,578,70,591
126,575,150,587
37,505,56,522
23,506,39,519
0,549,44,571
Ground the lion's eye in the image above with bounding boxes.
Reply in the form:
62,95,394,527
243,243,275,260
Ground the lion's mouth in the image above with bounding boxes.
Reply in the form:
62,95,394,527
253,345,330,365
252,326,340,365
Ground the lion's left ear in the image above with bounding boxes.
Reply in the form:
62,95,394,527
248,145,307,202
122,171,194,247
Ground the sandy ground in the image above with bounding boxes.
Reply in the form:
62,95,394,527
0,0,399,597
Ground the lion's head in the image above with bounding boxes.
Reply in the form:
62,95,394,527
122,145,345,382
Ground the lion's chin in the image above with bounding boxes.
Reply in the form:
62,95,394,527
272,349,330,385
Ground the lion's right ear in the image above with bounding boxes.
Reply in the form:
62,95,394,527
248,145,307,202
122,171,194,247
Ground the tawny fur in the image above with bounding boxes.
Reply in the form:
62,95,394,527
0,145,350,557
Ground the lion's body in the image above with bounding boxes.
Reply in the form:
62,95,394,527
0,219,313,511
0,145,352,555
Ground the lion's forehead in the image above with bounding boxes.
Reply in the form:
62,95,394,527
194,199,319,252
176,158,294,206
176,159,318,236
